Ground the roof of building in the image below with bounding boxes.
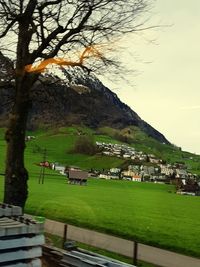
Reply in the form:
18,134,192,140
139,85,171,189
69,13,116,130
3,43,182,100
132,175,141,179
68,170,88,179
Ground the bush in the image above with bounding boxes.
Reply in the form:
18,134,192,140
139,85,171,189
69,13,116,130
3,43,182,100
73,134,98,155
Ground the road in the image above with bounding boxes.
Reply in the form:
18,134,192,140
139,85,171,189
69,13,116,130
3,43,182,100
44,218,200,267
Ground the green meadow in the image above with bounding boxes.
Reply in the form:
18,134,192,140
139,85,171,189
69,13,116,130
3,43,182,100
0,127,200,258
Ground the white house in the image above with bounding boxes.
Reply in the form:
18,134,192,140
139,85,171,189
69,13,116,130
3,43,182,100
99,174,110,179
55,165,66,175
132,175,142,182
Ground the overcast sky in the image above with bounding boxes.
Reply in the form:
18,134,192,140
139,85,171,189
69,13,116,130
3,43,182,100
101,0,200,155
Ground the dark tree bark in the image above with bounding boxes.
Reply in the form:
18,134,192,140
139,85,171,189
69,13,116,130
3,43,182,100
3,5,38,208
4,83,30,208
4,74,38,208
0,0,153,208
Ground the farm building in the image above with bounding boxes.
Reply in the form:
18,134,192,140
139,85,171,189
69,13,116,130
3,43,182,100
68,170,88,185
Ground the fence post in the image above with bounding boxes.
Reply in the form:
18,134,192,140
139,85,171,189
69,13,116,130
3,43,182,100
133,241,138,266
62,224,68,249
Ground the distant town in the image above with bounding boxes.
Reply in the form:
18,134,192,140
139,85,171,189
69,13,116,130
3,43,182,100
37,139,200,196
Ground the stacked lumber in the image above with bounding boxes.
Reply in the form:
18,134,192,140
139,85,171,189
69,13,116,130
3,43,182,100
0,203,45,267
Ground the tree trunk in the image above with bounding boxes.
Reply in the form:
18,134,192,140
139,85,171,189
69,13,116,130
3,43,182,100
3,10,39,208
3,75,34,209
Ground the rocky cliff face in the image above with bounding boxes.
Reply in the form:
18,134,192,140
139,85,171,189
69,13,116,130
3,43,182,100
0,54,169,144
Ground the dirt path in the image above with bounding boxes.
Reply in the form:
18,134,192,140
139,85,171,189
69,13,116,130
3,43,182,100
44,218,200,267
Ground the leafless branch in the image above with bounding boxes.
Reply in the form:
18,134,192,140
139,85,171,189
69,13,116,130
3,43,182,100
0,0,154,74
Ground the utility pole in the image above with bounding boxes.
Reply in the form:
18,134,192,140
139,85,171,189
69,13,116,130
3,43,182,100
38,148,47,184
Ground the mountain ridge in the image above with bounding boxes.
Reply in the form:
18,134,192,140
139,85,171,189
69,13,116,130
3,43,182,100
0,53,169,144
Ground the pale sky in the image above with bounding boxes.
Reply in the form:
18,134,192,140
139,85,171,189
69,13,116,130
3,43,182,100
101,0,200,155
2,1,199,154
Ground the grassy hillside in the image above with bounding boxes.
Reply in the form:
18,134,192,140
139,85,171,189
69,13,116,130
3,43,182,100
26,127,124,170
1,126,199,174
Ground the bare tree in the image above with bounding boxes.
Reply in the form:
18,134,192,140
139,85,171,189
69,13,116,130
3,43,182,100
0,0,153,208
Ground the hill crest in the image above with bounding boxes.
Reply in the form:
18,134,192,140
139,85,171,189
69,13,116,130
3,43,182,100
0,53,169,144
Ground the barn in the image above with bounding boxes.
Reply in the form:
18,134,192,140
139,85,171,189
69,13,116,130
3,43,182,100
68,169,88,185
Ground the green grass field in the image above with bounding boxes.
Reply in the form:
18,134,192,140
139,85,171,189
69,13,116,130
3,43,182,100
0,126,200,258
29,179,200,257
1,175,199,257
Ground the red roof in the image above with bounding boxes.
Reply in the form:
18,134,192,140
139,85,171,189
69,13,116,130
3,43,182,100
132,175,141,179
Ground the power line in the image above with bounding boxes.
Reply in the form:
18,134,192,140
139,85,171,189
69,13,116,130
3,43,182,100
38,148,47,184
0,172,64,178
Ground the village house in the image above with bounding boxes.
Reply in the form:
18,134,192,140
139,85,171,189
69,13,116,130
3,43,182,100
160,164,174,177
109,168,121,179
68,169,88,185
121,167,142,182
39,161,51,168
153,174,169,184
141,165,155,175
132,174,142,182
122,169,135,178
128,165,140,172
98,168,121,180
123,154,131,159
54,165,66,175
103,151,112,156
51,162,68,175
112,149,121,156
99,173,110,179
175,169,188,179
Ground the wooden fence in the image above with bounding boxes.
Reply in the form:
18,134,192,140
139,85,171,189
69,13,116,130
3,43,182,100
44,218,200,267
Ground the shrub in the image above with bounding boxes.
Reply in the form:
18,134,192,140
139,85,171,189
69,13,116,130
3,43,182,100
73,134,98,155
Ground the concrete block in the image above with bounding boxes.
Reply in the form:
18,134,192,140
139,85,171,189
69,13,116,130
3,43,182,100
0,246,42,263
0,234,45,250
11,206,23,216
2,258,41,267
0,203,22,217
0,216,44,237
